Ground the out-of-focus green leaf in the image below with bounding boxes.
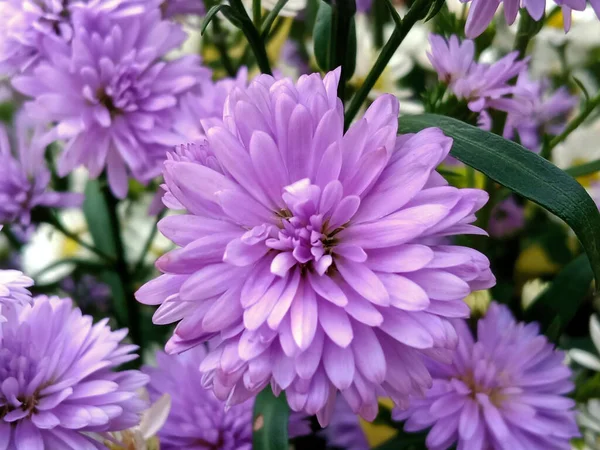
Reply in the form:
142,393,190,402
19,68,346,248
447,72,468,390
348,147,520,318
398,114,600,287
525,253,593,339
252,388,289,450
313,1,333,72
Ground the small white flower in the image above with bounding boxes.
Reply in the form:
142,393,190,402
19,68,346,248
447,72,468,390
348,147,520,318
100,394,172,450
262,0,306,17
570,314,600,372
521,278,550,310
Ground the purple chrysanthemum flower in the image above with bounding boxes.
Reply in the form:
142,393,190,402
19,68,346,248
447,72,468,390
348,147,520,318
136,69,495,423
12,5,210,198
428,34,529,128
504,73,577,152
488,197,525,238
464,0,600,37
0,112,83,227
321,397,369,450
0,295,148,449
144,346,253,450
394,302,579,450
0,269,33,322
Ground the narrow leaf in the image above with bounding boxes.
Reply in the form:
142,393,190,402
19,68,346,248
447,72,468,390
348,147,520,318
314,0,333,72
201,5,235,35
398,113,600,286
252,388,290,450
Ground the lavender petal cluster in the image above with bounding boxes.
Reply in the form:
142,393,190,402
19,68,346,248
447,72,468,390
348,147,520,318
12,4,210,198
137,69,495,423
394,302,579,449
464,0,600,37
0,295,148,449
0,269,33,322
0,112,83,227
428,34,529,130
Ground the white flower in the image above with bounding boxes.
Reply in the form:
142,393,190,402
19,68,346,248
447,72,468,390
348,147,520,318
577,400,600,450
100,394,172,450
570,314,600,371
521,278,550,310
262,0,306,17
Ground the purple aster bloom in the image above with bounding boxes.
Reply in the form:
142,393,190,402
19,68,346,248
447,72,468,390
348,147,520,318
12,5,210,198
144,346,253,450
144,346,313,449
0,269,33,322
488,197,525,238
0,295,149,449
464,0,600,37
60,274,111,313
0,112,83,227
428,34,529,124
356,0,373,12
394,302,579,450
504,73,577,152
321,397,369,450
160,0,206,17
136,69,495,423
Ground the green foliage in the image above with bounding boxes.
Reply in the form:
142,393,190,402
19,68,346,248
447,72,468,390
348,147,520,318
398,114,600,288
252,388,290,450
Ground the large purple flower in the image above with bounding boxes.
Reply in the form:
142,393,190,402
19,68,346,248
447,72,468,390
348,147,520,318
0,295,148,449
464,0,600,37
0,112,82,227
394,303,579,450
504,73,577,152
13,5,210,198
428,34,529,129
136,69,495,423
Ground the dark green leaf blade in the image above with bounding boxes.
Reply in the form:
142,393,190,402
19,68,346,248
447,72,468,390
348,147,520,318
398,113,600,286
525,254,593,340
252,388,290,450
83,179,117,258
313,0,333,72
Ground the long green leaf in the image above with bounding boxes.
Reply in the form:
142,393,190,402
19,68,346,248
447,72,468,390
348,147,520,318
398,113,600,286
252,388,289,450
525,254,593,340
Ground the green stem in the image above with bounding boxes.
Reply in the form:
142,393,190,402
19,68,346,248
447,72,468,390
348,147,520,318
100,185,143,357
344,0,427,128
229,0,272,75
566,158,600,178
2,226,23,251
544,91,600,157
212,18,236,77
260,0,289,37
32,258,106,280
334,0,356,103
132,208,167,278
513,9,539,58
252,0,262,26
46,213,115,263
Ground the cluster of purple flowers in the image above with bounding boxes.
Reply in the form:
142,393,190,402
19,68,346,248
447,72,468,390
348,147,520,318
428,34,576,149
463,0,600,37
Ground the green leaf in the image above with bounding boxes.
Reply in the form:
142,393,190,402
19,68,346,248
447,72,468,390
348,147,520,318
525,253,593,339
398,113,600,286
201,4,236,35
82,179,127,324
252,388,289,450
313,1,333,72
83,179,117,258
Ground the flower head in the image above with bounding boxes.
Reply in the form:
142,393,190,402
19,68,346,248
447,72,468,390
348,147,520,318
144,346,254,450
0,295,148,449
488,196,525,238
428,34,529,127
136,69,494,423
464,0,600,37
504,73,577,152
394,302,579,450
13,5,210,198
0,269,33,322
0,112,83,227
